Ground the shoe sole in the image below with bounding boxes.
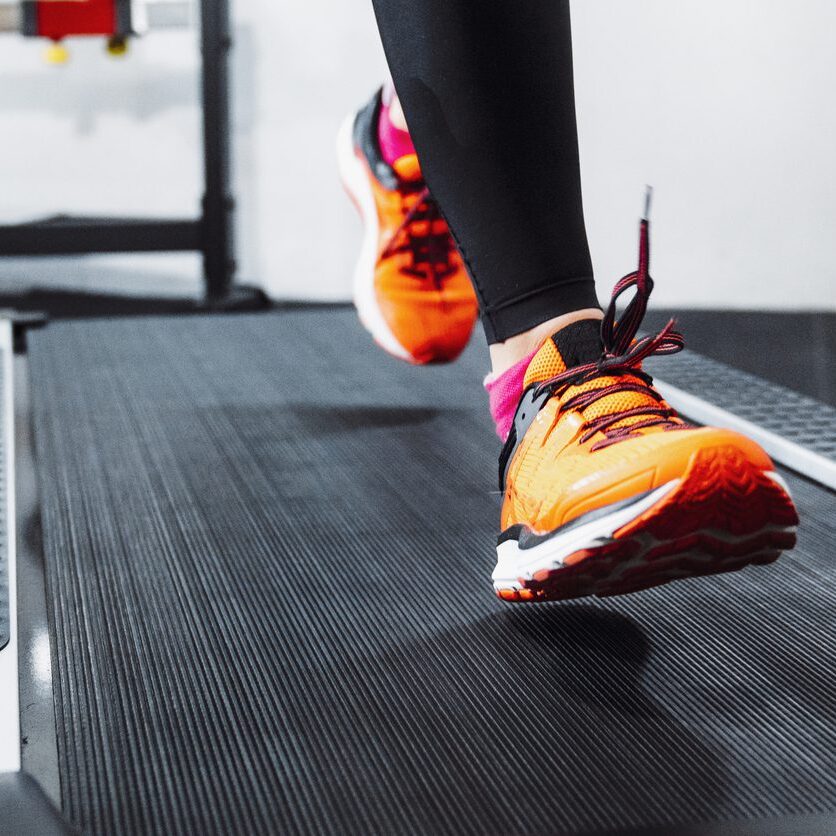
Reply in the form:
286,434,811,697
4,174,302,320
336,113,414,363
492,444,799,602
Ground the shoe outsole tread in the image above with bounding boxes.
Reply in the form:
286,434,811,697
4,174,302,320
496,445,799,603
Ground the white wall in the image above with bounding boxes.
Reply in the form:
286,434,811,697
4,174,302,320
572,0,836,309
0,0,833,308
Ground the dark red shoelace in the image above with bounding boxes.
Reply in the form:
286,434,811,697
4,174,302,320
534,214,687,449
381,185,456,285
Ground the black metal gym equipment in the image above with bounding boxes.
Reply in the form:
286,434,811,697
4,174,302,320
0,0,265,309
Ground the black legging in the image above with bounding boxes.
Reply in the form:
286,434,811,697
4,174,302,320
370,0,598,343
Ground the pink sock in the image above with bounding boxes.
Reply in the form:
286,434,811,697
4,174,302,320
378,83,416,166
484,349,538,442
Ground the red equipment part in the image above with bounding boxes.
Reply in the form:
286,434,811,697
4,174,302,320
24,0,132,39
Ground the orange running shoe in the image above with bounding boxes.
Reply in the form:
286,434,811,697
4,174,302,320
337,90,478,364
493,212,799,602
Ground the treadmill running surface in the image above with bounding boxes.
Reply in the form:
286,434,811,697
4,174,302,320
26,310,836,835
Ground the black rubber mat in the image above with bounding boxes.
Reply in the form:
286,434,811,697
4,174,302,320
28,310,836,836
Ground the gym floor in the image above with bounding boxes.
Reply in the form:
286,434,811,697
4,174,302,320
644,310,836,407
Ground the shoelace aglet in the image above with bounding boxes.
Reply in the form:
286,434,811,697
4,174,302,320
642,185,654,222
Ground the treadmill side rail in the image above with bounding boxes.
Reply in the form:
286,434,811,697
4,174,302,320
0,320,18,773
648,348,836,491
0,772,76,836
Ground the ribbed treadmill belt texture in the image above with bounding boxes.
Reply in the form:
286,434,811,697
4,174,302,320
28,310,836,836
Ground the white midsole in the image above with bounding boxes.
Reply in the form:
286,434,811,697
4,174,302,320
493,470,797,592
492,480,681,591
336,113,412,361
765,469,793,496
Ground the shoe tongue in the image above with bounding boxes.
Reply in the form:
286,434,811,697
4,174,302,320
392,153,423,183
523,319,603,388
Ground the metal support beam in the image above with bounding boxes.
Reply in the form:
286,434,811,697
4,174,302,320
0,218,201,256
199,0,235,303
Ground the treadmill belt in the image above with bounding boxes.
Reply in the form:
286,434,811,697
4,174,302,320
28,310,836,835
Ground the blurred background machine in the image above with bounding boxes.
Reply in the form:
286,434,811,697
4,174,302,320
19,0,144,59
0,0,265,309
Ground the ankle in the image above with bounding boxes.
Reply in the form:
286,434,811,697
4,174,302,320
489,309,603,377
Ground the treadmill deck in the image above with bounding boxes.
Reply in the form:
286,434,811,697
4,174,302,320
27,310,836,835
